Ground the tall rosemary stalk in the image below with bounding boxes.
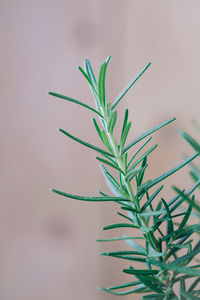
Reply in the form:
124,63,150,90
49,57,200,299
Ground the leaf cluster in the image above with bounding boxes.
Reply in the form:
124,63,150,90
50,57,200,299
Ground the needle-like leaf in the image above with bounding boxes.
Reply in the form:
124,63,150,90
59,128,114,157
123,117,175,154
51,189,129,202
48,91,103,117
110,62,151,110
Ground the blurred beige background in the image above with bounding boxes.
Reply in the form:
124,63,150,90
1,0,200,299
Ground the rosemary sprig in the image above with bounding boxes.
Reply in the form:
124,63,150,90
50,57,200,299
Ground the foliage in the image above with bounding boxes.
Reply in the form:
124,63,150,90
49,57,200,299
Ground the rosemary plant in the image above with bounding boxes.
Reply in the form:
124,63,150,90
49,57,200,299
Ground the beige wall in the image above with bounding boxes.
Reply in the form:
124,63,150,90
1,1,200,299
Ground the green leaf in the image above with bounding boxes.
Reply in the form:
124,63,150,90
84,59,97,88
121,109,129,140
140,226,153,234
103,223,139,230
127,137,152,168
141,185,164,211
139,152,199,195
125,167,141,182
78,66,95,90
48,92,103,117
106,254,146,263
140,210,164,217
59,128,114,157
142,294,165,300
137,156,148,185
99,285,148,295
128,144,157,170
161,198,173,242
117,211,133,222
98,61,107,107
92,117,103,138
107,110,117,134
100,130,113,152
100,250,147,256
120,122,132,149
92,118,113,152
51,189,130,202
123,268,159,276
100,164,121,196
96,156,124,174
120,205,139,213
96,236,145,242
110,62,151,110
100,251,147,262
180,278,186,300
123,117,176,154
179,130,200,153
81,60,100,108
124,236,147,254
107,281,140,290
178,196,194,232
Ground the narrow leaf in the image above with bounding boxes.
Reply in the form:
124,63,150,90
108,281,140,290
78,66,94,89
84,59,97,88
110,62,151,110
96,236,145,242
99,285,147,295
103,223,139,230
140,210,164,217
139,152,199,194
100,250,147,256
179,130,200,153
96,156,124,174
48,92,102,117
125,236,147,254
98,61,107,107
123,268,159,276
141,185,164,211
121,109,129,140
142,294,165,300
128,144,157,170
59,128,114,157
107,110,117,134
161,198,173,241
100,164,121,196
178,196,194,231
51,189,130,202
128,137,152,168
180,278,186,300
120,122,132,148
125,167,141,182
123,117,176,154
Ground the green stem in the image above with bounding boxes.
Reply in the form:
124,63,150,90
101,108,160,254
